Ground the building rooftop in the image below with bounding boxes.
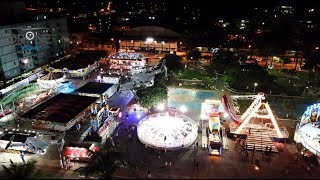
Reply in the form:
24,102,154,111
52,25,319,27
21,94,98,124
108,52,145,61
122,26,181,39
50,51,105,70
0,132,36,143
76,82,115,95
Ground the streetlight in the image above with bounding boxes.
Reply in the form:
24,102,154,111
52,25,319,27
253,83,258,94
302,86,309,96
157,103,165,111
111,38,115,51
146,37,154,57
219,89,224,98
180,105,187,113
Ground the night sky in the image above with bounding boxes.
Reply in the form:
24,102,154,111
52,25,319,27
197,0,320,18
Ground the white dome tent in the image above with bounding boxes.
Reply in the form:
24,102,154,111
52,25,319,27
137,112,198,150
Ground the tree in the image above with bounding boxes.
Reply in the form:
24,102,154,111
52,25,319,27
187,49,201,65
206,50,239,74
136,74,168,109
303,51,320,79
223,64,279,93
74,147,128,179
1,159,37,179
160,54,183,73
279,57,292,68
238,54,247,65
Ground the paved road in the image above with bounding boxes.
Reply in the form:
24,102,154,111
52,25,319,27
111,120,320,179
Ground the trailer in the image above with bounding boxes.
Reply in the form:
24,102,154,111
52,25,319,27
207,114,222,156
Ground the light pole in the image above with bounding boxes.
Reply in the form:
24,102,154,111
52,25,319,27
253,83,258,94
111,38,115,51
146,37,154,57
179,105,187,114
157,103,165,112
302,86,309,96
220,89,224,99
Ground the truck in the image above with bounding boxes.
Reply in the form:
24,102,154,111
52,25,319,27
207,113,222,156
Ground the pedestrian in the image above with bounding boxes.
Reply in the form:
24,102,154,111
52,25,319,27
147,170,151,179
20,151,26,164
196,141,199,149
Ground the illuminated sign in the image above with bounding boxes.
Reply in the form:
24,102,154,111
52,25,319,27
21,45,41,51
6,28,51,44
25,31,35,40
300,103,320,127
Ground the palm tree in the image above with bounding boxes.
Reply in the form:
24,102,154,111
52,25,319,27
74,147,128,179
1,159,37,179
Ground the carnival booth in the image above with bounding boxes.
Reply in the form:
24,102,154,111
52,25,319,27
64,142,100,162
37,71,76,94
107,50,146,71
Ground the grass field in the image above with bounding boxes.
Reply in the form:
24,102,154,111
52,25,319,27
178,68,209,80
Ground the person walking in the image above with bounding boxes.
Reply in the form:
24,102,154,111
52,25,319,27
20,151,25,164
147,170,151,179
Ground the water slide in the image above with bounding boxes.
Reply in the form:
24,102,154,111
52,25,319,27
222,94,242,124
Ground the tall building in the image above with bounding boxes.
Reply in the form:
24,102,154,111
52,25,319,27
0,1,70,82
0,18,70,81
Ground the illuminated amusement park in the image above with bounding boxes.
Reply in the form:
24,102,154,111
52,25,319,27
0,13,320,179
0,45,319,178
1,1,320,177
137,111,198,150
